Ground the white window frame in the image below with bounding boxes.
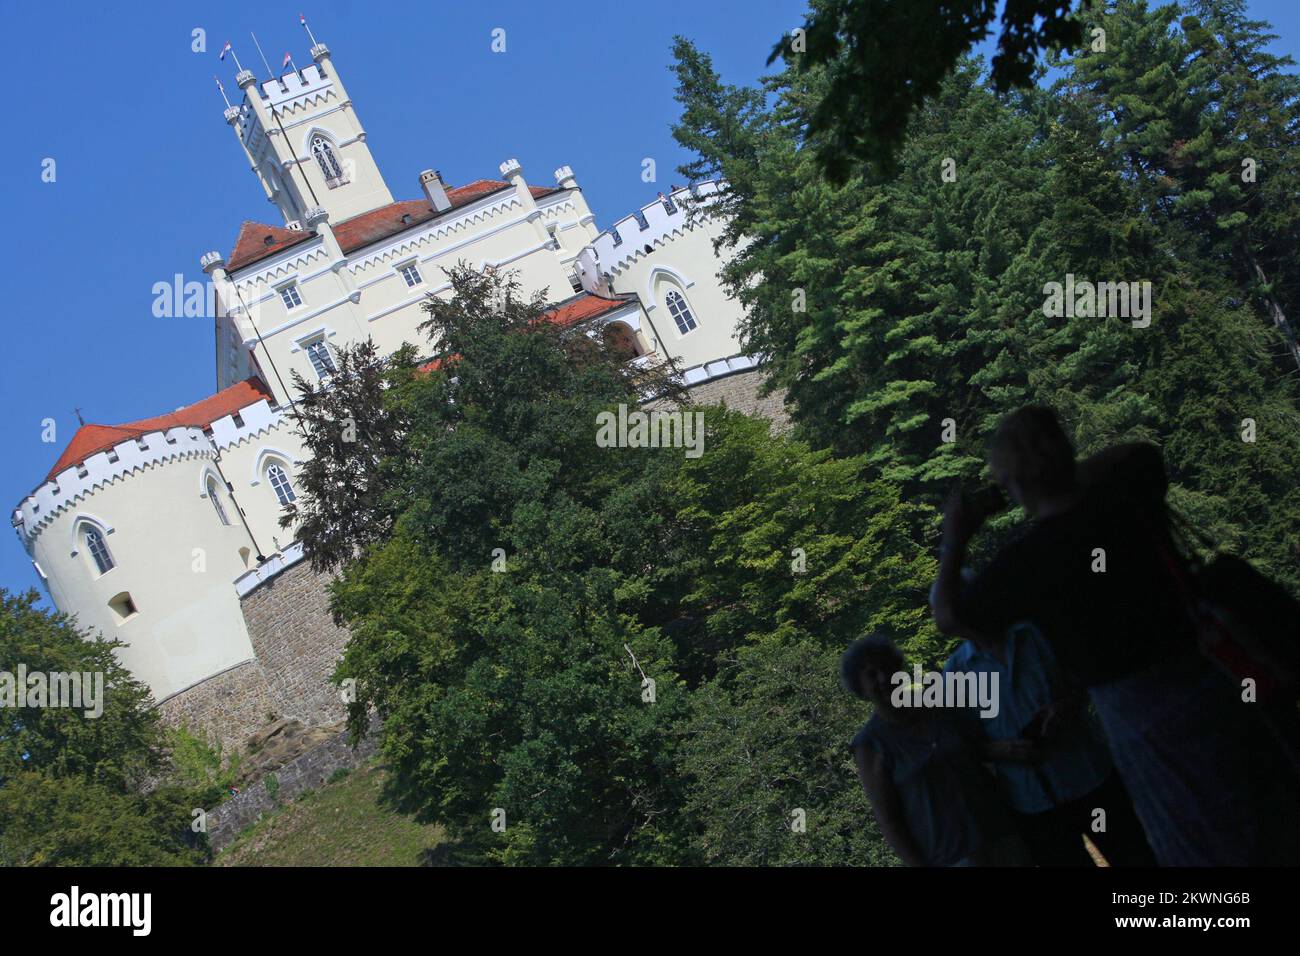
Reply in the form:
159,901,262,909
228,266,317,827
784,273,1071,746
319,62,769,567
311,134,348,188
397,261,424,288
665,290,698,335
278,281,303,310
84,527,115,576
207,476,231,526
304,338,336,379
267,463,297,505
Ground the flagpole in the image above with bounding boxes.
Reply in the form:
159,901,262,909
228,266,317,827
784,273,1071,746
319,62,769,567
214,75,232,109
251,33,275,79
224,42,245,74
300,14,319,47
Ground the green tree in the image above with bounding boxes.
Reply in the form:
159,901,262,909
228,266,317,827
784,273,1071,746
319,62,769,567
0,590,159,790
282,339,420,574
775,0,1095,179
679,639,895,865
308,268,937,864
0,590,210,865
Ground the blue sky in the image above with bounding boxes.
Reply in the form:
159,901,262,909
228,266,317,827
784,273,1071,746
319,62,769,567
1,0,1298,600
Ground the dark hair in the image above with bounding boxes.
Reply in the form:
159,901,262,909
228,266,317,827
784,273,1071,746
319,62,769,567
987,405,1077,495
840,635,905,700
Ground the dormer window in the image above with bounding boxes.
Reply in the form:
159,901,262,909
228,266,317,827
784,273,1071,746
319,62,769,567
398,263,423,288
312,135,347,188
279,282,303,310
306,339,336,379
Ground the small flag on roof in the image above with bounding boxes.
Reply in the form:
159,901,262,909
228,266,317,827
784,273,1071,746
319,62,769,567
299,13,319,46
219,41,232,60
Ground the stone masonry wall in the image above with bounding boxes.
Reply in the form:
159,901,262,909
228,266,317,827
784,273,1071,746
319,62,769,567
208,716,381,853
156,660,281,754
239,559,351,728
157,560,351,754
659,367,792,432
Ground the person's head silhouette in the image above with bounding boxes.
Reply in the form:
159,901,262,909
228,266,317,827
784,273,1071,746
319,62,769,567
986,406,1077,518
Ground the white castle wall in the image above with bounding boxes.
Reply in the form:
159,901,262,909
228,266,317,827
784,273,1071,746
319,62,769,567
24,445,258,702
13,29,759,748
577,183,744,370
15,398,310,704
217,168,599,403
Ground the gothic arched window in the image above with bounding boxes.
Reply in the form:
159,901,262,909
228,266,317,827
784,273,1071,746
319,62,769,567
311,135,344,184
207,476,230,526
267,463,296,505
85,528,115,575
666,290,698,335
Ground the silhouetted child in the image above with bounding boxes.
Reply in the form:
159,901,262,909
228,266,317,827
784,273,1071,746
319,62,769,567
842,635,1030,866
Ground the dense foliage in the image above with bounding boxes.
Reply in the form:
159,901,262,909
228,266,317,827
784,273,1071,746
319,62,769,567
288,263,937,864
673,0,1300,589
0,590,216,865
777,0,1096,179
282,2,1300,865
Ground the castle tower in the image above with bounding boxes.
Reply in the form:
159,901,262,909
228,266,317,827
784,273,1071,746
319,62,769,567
225,39,394,226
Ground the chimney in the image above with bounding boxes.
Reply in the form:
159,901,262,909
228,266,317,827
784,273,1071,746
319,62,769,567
420,169,451,212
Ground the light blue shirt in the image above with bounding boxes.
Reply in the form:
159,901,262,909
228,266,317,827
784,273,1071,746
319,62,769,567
944,625,1112,814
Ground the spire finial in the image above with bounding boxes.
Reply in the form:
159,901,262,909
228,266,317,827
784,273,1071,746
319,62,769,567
73,407,85,427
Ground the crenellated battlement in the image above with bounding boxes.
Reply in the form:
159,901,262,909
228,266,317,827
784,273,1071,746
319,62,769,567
255,63,334,112
578,181,723,287
13,397,283,546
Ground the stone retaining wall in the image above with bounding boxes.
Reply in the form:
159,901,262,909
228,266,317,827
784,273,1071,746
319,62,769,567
157,560,351,752
208,719,380,853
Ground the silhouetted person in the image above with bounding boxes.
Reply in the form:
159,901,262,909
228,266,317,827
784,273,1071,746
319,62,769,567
931,405,1300,865
842,635,1030,866
942,620,1155,866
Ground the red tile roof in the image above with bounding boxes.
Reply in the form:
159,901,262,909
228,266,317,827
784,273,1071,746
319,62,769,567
226,179,565,271
44,377,274,482
545,291,637,328
416,293,637,374
226,221,314,272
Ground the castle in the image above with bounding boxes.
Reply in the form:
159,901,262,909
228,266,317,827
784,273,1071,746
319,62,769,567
10,32,769,745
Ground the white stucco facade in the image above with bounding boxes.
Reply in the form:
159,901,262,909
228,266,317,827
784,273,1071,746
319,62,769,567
11,34,753,706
